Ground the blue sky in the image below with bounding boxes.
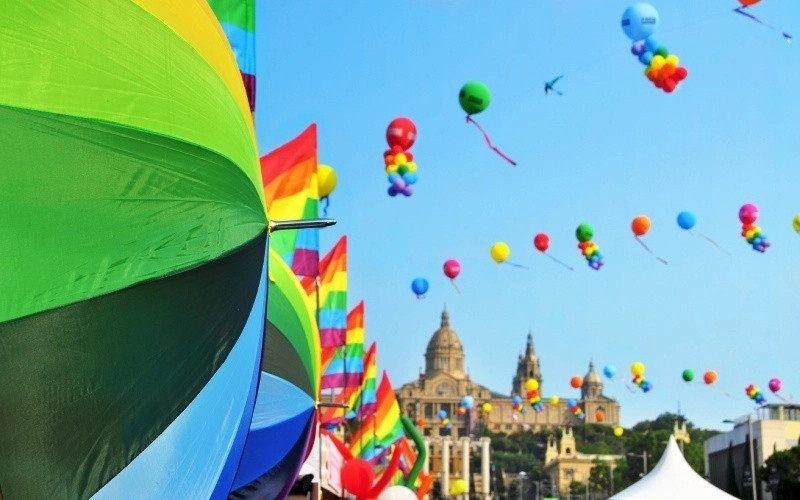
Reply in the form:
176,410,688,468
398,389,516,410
256,1,799,430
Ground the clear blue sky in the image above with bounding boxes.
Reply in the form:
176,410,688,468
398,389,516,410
256,1,799,430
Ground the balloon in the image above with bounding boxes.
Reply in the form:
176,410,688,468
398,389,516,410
614,426,624,437
438,409,447,419
621,3,660,41
386,117,417,150
443,259,461,279
631,362,645,376
567,398,577,408
341,458,375,496
534,233,550,252
459,81,491,115
769,378,782,392
457,406,467,416
416,418,426,427
525,378,539,391
677,211,696,230
631,41,645,56
482,403,492,413
549,396,560,406
490,242,510,263
739,203,759,225
595,410,605,422
450,479,468,496
739,0,761,5
793,214,800,233
576,223,594,242
682,369,694,382
379,485,418,500
411,278,429,298
631,215,651,236
570,376,583,389
512,395,522,405
603,365,616,379
703,370,717,385
317,164,337,198
462,395,475,409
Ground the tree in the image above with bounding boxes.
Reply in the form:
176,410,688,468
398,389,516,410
568,480,586,495
588,458,611,493
759,445,800,500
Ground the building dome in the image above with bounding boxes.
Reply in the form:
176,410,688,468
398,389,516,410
424,308,465,377
582,360,603,399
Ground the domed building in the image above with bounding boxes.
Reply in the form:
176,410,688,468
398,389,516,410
396,308,621,437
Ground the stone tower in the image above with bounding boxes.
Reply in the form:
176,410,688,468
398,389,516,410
581,360,603,400
424,307,465,377
559,427,577,458
512,330,542,396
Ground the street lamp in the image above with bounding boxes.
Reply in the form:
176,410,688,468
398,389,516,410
723,416,757,500
627,451,648,475
518,471,527,500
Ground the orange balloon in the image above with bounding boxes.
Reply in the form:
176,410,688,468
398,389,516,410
739,0,761,5
595,410,605,422
416,418,426,426
570,376,583,389
703,370,718,385
631,215,651,236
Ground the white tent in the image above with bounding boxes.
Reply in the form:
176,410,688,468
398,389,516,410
611,436,738,499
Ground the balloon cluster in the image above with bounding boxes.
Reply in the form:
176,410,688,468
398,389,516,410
524,379,544,413
437,409,451,429
512,395,526,413
631,361,653,393
745,384,767,405
621,4,688,94
576,223,604,270
384,117,418,197
568,398,584,420
739,203,770,252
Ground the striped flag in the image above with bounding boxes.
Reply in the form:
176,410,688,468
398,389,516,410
207,0,256,111
321,301,364,390
346,342,377,420
261,125,319,278
349,371,403,462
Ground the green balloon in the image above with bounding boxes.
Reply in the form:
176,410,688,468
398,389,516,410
398,164,410,175
459,81,490,115
655,47,669,58
576,223,594,242
682,369,694,382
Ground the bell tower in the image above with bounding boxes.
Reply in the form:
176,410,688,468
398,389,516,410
511,330,542,396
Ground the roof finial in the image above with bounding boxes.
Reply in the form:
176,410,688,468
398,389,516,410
441,306,450,327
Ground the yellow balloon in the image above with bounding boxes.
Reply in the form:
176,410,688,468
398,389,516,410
745,229,755,239
525,378,539,391
650,55,665,70
549,396,560,407
406,161,417,173
394,153,407,165
613,426,624,437
450,479,467,495
793,214,800,233
490,242,510,263
631,362,645,376
482,403,492,413
317,164,337,198
665,54,679,67
386,164,398,174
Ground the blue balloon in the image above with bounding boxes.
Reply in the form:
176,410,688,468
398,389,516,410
411,277,429,297
603,365,616,379
677,211,696,230
402,172,418,185
388,173,401,184
621,3,659,41
567,398,577,408
644,36,661,53
388,186,398,197
512,395,522,405
638,51,653,65
438,409,447,419
462,395,475,409
631,42,645,56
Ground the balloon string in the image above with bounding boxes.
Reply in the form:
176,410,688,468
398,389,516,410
465,115,517,166
320,196,329,216
712,385,736,400
416,295,426,300
733,7,792,42
635,236,668,264
690,230,731,255
450,278,461,294
545,253,574,271
774,393,793,404
505,261,528,269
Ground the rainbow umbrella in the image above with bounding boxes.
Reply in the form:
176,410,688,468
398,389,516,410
0,1,267,498
230,249,321,497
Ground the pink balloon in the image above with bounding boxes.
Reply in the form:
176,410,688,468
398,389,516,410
443,259,461,279
769,378,782,393
739,203,759,225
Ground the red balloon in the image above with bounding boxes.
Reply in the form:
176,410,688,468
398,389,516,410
341,459,375,496
457,406,467,416
443,259,461,279
674,67,688,81
739,0,761,5
534,233,550,252
663,79,677,93
570,376,583,389
386,117,417,150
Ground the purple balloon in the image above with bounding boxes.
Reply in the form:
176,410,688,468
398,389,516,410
402,186,413,197
769,378,782,392
631,41,645,56
392,177,406,189
388,186,398,197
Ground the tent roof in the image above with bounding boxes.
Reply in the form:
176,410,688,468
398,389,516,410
611,436,738,500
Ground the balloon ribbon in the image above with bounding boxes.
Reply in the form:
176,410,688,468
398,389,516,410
320,195,330,216
635,236,668,264
465,115,517,165
505,261,528,269
544,253,574,271
733,7,792,42
689,230,730,255
450,278,461,294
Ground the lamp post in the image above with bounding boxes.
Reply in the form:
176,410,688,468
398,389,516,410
627,451,648,475
518,471,527,500
724,416,758,500
608,461,615,496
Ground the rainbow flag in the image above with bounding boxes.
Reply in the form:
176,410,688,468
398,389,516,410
349,371,403,462
321,301,365,390
302,237,346,374
207,0,256,111
346,342,377,420
261,125,319,277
